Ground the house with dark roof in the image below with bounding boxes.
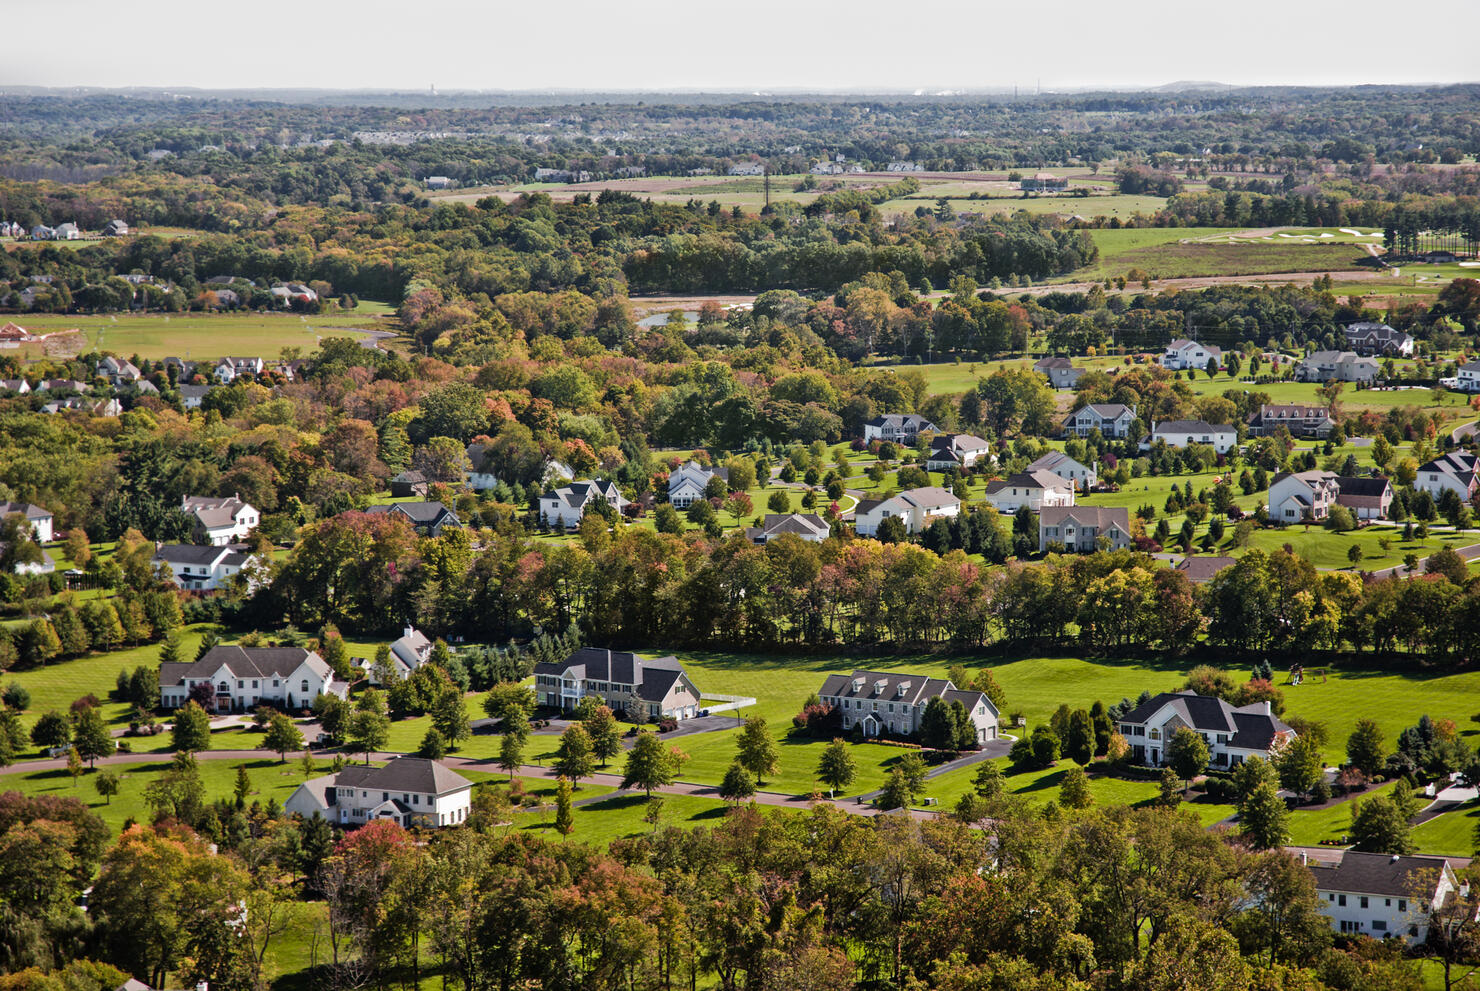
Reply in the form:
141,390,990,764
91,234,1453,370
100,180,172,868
95,355,142,386
1173,556,1237,583
284,757,473,829
1028,451,1097,490
1146,420,1237,454
1344,321,1414,357
102,219,129,237
1064,403,1137,439
925,434,992,471
1415,451,1479,504
982,470,1074,513
817,670,998,742
464,441,499,490
389,470,430,498
1458,360,1480,393
0,501,54,543
745,513,830,544
365,501,460,537
0,378,30,394
1307,850,1459,943
178,384,212,409
181,494,258,545
854,486,961,536
533,647,702,721
214,356,264,383
159,644,347,712
1033,355,1084,389
667,460,729,509
539,479,628,529
1038,505,1131,553
151,543,262,592
1246,404,1335,438
1296,350,1379,383
1268,471,1394,524
862,413,938,444
1116,690,1295,768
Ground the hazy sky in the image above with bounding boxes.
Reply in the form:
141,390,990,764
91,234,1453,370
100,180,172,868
4,0,1476,92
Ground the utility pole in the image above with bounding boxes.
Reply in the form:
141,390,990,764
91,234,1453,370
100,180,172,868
764,169,770,210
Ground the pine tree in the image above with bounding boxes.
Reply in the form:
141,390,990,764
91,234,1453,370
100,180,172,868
234,764,251,807
1065,709,1095,765
973,760,1004,798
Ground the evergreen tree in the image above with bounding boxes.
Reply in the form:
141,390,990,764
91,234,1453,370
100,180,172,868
234,764,251,807
973,760,1004,798
1059,765,1094,809
919,697,956,749
1065,708,1095,765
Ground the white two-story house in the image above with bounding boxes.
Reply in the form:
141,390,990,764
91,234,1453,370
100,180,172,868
1146,420,1237,454
1307,850,1458,944
667,460,729,509
817,670,998,743
1117,690,1295,769
1160,339,1224,371
160,644,348,712
533,647,702,722
1063,403,1137,439
982,470,1075,513
1038,506,1132,553
151,544,262,592
539,480,628,529
862,413,937,444
1457,361,1480,393
853,487,961,536
1415,451,1479,504
1027,451,1097,490
0,501,54,543
285,757,473,829
925,434,992,471
181,495,259,545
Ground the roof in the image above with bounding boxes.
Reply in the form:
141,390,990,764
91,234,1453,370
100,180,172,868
1034,356,1074,370
1173,556,1237,582
985,470,1072,494
389,628,431,668
1308,851,1452,897
179,385,211,399
160,645,329,686
334,757,473,796
1336,476,1393,498
0,501,51,521
544,479,625,508
896,486,962,510
368,501,457,524
865,413,937,430
1038,505,1129,530
1120,690,1293,750
749,513,830,539
391,470,427,484
534,647,690,702
819,669,957,708
1251,404,1334,420
1069,403,1135,421
151,544,250,567
1154,420,1235,434
1028,451,1088,474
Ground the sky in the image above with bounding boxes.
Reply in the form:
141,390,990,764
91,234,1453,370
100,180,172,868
3,0,1477,92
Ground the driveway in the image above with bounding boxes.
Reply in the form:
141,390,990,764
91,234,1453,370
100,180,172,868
1366,541,1480,579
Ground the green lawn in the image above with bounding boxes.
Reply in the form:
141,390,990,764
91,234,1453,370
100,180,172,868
9,307,396,361
1411,802,1480,858
516,790,731,846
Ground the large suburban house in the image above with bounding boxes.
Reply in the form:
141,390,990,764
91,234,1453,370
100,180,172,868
0,501,54,543
817,670,999,742
1160,339,1223,371
745,513,830,544
1064,403,1137,439
925,434,992,471
853,487,961,536
369,626,433,685
1146,420,1237,454
214,356,264,383
539,479,629,529
1246,404,1336,438
365,501,461,537
862,413,938,444
1027,451,1097,490
1457,360,1480,393
151,544,261,592
667,460,729,509
1307,851,1458,943
1267,471,1395,524
1117,690,1296,768
179,384,212,409
1344,321,1414,356
1033,356,1084,390
1038,506,1132,553
983,470,1075,514
1296,351,1379,383
1415,451,1480,503
285,757,474,829
533,647,702,722
181,495,259,545
96,355,142,386
2,545,55,576
160,644,348,712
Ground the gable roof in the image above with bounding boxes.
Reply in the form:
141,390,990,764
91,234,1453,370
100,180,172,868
1120,690,1294,750
334,757,473,796
1069,403,1135,422
985,470,1073,494
819,669,957,708
160,645,329,687
151,544,253,568
1039,505,1129,531
1033,356,1074,370
865,413,937,431
534,647,690,701
1028,451,1088,474
1336,475,1393,498
1153,420,1235,434
1307,851,1452,897
1173,555,1237,582
750,513,830,539
0,501,52,521
368,501,457,525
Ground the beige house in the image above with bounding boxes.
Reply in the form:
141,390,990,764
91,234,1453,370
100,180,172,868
1038,505,1132,552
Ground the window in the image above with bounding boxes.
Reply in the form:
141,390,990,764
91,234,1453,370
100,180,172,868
301,680,310,693
1359,897,1368,909
382,792,389,801
1398,899,1407,912
1371,920,1387,932
273,679,279,687
252,680,259,689
1338,895,1347,907
237,680,244,688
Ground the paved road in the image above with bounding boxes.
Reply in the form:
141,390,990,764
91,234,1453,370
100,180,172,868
1451,420,1477,443
1366,541,1480,579
855,738,1013,804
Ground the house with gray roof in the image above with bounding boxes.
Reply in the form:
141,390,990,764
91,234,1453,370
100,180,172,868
365,500,460,537
159,644,347,712
1033,355,1085,389
534,647,702,722
1116,690,1295,768
982,470,1074,513
862,413,938,444
95,355,142,386
925,434,992,471
1063,403,1137,438
151,543,262,592
284,756,473,829
1146,420,1237,453
854,486,961,536
181,494,258,545
539,479,628,529
1307,850,1459,943
1173,555,1237,583
745,513,830,544
1038,505,1131,553
1027,451,1097,490
1296,351,1379,383
817,669,998,742
368,626,433,685
1246,403,1336,438
667,460,729,509
0,501,54,543
1344,321,1413,357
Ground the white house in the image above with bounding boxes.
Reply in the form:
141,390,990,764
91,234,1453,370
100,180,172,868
160,644,347,712
817,670,998,743
463,441,499,490
284,757,474,829
925,434,992,471
1307,851,1458,943
1147,420,1237,454
1027,451,1097,490
533,647,702,721
0,501,54,543
745,513,830,544
862,413,937,444
181,495,259,545
3,547,56,576
151,544,262,592
1296,351,1379,384
539,479,628,529
1033,356,1084,390
853,487,961,536
1457,361,1480,393
982,470,1075,513
1415,451,1480,504
1160,339,1224,371
369,627,433,685
96,355,142,386
1063,403,1137,439
1268,471,1395,524
667,460,729,509
1116,690,1295,768
178,384,212,409
1038,505,1132,553
214,356,264,383
0,378,30,394
1345,321,1414,357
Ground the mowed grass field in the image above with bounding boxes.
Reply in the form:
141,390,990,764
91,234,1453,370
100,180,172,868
1070,235,1372,283
10,304,396,361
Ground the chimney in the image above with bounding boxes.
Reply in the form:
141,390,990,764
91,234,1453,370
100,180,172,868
1262,701,1271,715
1391,854,1401,863
403,626,414,640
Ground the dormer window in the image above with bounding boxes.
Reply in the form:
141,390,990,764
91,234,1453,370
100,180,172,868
873,679,888,696
896,681,911,698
